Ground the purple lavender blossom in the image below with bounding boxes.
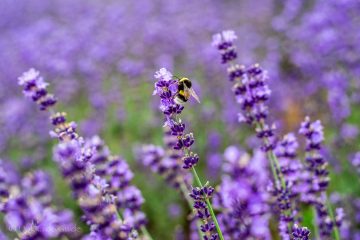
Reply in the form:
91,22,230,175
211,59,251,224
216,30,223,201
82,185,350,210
212,30,237,64
214,146,271,239
153,68,197,169
54,139,129,238
289,0,360,125
212,52,275,152
138,144,165,172
335,208,345,229
0,160,77,239
0,231,7,240
351,152,360,174
21,170,54,206
168,204,182,219
136,126,193,191
213,30,311,239
55,136,148,236
299,117,329,196
153,68,224,239
292,224,310,240
189,186,218,240
190,219,201,240
275,133,304,210
213,29,285,227
299,116,344,238
340,124,359,141
18,68,56,111
137,143,191,189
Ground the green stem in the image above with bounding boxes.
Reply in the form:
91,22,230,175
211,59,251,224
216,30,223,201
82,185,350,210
256,122,292,234
141,226,154,240
257,121,286,189
174,113,223,238
326,197,340,240
266,150,280,184
179,182,205,239
306,149,341,240
191,167,225,240
312,207,320,240
115,208,123,221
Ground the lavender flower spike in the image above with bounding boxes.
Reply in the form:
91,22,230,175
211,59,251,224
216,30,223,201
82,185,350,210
190,186,217,240
213,30,306,238
299,116,342,239
0,159,77,239
212,30,237,64
19,69,150,239
153,68,224,240
153,68,196,169
18,68,56,111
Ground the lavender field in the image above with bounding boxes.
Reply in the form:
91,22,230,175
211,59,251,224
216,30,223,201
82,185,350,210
0,0,360,239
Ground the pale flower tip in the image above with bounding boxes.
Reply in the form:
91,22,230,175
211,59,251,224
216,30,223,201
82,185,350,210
154,67,173,81
18,68,40,85
212,30,237,46
223,30,237,41
211,33,222,46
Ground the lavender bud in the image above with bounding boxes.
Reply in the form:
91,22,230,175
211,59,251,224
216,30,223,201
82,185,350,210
292,224,311,240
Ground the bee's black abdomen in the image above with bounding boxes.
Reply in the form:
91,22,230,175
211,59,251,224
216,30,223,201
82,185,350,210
178,82,185,91
176,94,188,102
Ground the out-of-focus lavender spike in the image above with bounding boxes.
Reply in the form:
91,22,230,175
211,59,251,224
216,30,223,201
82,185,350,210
214,146,271,239
299,116,342,238
18,68,57,111
19,69,149,239
190,219,201,240
107,156,135,194
21,170,54,206
340,123,359,141
335,208,345,229
54,139,127,238
137,128,192,190
137,144,166,173
0,160,78,239
275,133,305,225
275,133,303,188
86,136,111,177
83,136,148,232
0,230,7,240
86,137,148,232
212,30,237,64
351,152,360,174
299,117,329,197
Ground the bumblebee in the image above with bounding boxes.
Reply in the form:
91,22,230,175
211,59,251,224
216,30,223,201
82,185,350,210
174,77,201,104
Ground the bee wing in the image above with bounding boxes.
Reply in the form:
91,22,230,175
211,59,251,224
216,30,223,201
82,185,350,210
188,88,201,103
